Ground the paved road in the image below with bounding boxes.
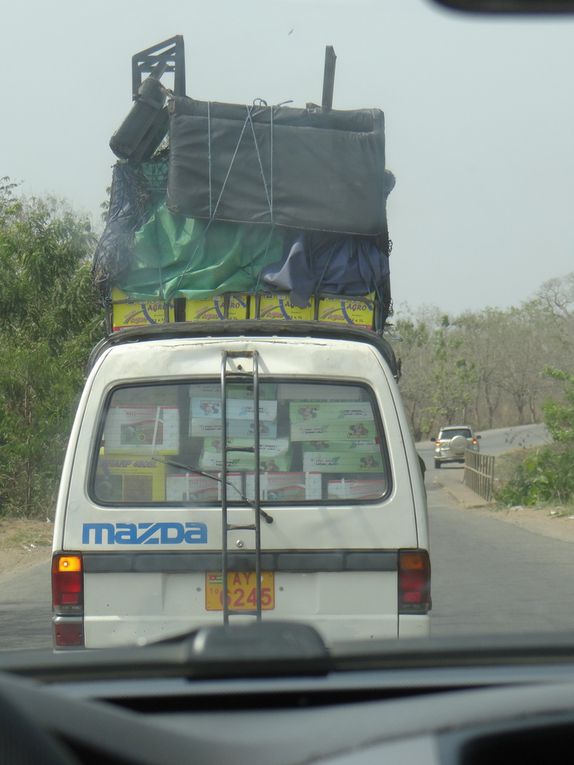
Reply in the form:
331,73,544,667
2,449,574,649
0,560,51,651
428,482,574,636
417,423,551,471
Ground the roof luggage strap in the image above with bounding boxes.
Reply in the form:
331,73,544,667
220,350,268,624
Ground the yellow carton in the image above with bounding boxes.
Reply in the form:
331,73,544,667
257,293,314,321
93,455,166,502
317,294,375,329
111,288,174,332
185,293,249,321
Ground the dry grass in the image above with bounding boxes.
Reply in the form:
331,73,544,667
0,518,53,551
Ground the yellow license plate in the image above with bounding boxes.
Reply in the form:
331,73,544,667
205,571,275,611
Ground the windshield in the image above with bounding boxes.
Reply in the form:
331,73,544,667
2,0,574,656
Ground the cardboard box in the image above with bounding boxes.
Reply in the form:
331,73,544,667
191,398,277,421
317,294,374,329
199,448,291,472
302,451,383,473
204,437,290,458
94,456,166,502
290,401,373,423
188,383,277,400
185,293,249,321
278,383,361,401
104,406,180,454
327,478,388,500
166,472,243,502
257,293,314,321
291,421,376,442
245,472,322,501
189,418,278,439
302,439,379,454
111,288,174,332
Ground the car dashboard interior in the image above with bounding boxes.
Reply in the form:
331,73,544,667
3,627,574,765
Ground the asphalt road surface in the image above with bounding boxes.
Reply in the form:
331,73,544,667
0,423,570,651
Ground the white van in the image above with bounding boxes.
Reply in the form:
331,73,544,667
51,322,430,649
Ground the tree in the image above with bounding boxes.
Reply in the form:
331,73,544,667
0,189,104,517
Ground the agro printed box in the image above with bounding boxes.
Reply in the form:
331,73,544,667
94,456,166,502
185,293,249,321
290,401,373,423
245,472,322,501
190,398,277,421
302,451,383,473
204,437,290,458
199,448,291,473
166,473,243,502
188,383,277,400
189,418,278,439
111,288,174,332
327,478,388,500
278,383,361,401
317,294,375,329
291,421,376,442
256,293,314,321
302,439,379,454
104,406,180,454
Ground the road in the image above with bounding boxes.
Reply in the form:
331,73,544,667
0,560,52,650
1,422,571,650
417,423,551,472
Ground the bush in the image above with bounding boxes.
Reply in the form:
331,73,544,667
496,444,574,506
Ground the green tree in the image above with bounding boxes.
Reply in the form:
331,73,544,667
0,189,104,517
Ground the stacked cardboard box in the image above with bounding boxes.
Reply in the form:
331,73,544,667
94,456,167,502
111,288,174,332
104,405,180,455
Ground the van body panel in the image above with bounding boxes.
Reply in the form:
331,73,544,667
53,330,430,648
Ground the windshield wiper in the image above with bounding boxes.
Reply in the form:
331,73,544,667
152,456,274,524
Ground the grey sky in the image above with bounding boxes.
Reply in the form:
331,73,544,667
1,0,573,314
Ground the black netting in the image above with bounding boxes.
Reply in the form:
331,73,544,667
92,152,169,289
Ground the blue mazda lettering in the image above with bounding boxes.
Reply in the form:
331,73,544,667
82,522,208,545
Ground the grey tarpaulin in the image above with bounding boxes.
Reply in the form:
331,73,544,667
166,97,390,236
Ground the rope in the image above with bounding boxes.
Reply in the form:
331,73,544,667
207,101,212,218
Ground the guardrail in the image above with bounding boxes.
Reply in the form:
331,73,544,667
464,450,495,501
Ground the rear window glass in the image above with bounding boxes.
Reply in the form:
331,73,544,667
90,380,390,506
439,428,472,439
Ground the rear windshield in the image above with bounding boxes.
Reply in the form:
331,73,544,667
90,380,390,506
439,428,472,439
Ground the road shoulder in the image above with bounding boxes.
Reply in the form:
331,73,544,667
434,476,574,544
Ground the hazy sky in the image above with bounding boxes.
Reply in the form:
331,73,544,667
2,0,573,314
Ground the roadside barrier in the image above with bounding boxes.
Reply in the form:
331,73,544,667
464,450,495,501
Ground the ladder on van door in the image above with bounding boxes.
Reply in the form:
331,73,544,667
220,350,269,624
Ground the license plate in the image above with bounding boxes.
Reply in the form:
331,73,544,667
205,571,275,611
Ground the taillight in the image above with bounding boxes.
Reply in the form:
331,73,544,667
52,553,84,648
398,550,431,614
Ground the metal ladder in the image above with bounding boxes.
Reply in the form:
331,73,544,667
220,350,266,624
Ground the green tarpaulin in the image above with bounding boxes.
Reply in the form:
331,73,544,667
114,203,283,300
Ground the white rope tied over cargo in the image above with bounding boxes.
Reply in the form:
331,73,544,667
207,100,213,218
170,99,290,298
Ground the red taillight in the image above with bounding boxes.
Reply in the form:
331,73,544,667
52,553,84,647
398,550,431,614
53,618,84,647
52,554,83,610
